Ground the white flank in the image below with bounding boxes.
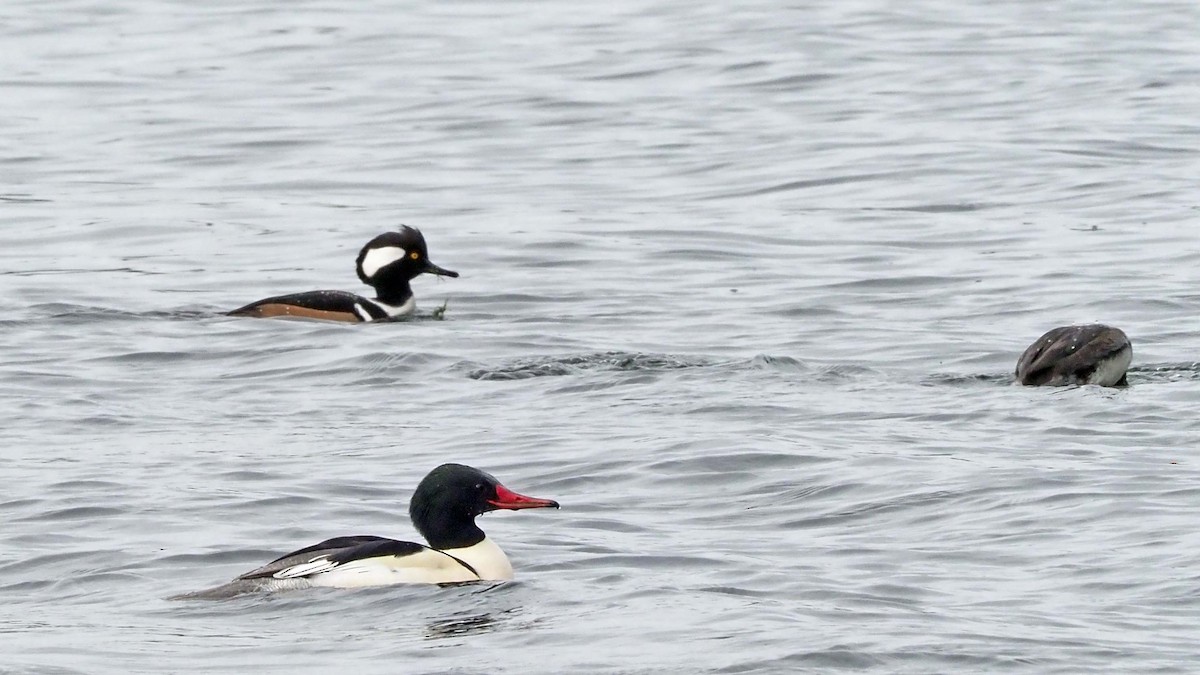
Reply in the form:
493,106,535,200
359,246,408,280
306,547,481,588
1087,345,1132,386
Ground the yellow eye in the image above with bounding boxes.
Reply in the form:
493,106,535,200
409,251,420,260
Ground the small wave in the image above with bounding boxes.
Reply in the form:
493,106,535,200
26,303,149,322
465,351,714,381
1126,362,1200,383
466,352,891,382
700,171,895,200
924,363,1200,387
921,372,1014,387
876,202,998,213
26,303,232,323
732,72,835,91
0,193,52,203
747,355,884,381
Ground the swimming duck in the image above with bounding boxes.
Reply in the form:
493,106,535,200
175,464,558,598
227,226,458,322
1015,324,1131,386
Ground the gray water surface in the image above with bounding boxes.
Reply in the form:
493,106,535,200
3,0,1200,673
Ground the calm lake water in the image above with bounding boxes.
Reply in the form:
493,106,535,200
3,0,1200,673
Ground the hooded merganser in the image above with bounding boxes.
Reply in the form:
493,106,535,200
175,464,558,598
227,226,458,322
1015,324,1131,386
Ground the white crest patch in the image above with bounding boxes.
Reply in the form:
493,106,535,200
359,246,408,279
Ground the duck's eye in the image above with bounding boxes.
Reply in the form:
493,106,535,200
409,251,420,260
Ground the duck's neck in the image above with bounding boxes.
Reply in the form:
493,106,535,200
415,509,485,551
372,280,414,307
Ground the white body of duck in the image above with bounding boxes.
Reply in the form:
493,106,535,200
174,465,556,599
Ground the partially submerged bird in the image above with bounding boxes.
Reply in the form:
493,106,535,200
227,226,458,322
1015,324,1131,386
174,464,558,599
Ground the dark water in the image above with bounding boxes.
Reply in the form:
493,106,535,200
3,0,1200,672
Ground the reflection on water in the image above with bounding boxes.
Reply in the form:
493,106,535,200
425,611,503,640
1128,362,1200,383
465,351,715,380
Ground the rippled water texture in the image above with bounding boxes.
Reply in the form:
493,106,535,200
3,0,1200,672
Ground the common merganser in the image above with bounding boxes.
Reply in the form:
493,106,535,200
174,464,558,599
